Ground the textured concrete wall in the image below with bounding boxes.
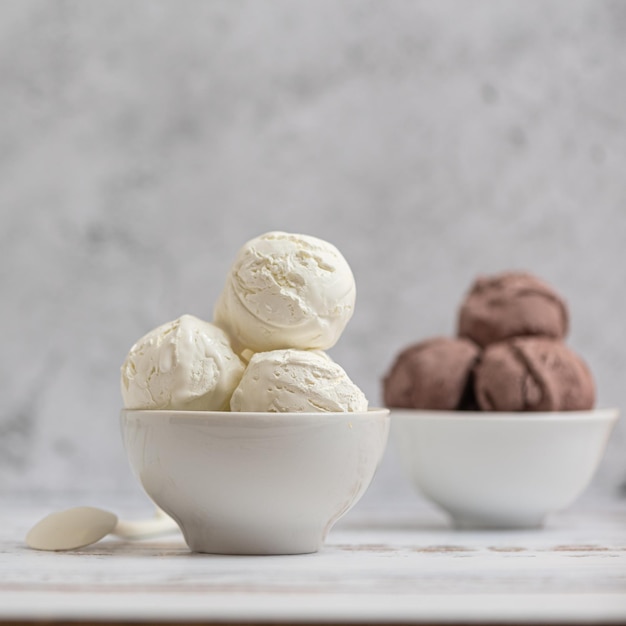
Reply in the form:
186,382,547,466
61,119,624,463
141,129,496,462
1,0,625,501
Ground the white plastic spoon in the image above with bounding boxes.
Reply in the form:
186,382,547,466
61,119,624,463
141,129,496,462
26,506,179,551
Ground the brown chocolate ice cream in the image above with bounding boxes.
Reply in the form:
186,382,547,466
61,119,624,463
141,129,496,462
474,337,595,412
383,337,480,410
458,272,569,348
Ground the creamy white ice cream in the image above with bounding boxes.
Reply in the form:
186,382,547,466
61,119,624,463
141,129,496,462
121,314,244,410
214,232,356,353
230,349,368,413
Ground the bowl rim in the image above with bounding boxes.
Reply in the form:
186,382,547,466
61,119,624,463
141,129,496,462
388,407,619,422
120,407,389,420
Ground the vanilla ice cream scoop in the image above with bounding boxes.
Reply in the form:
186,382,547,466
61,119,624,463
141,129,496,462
230,349,368,413
214,232,356,353
121,315,245,410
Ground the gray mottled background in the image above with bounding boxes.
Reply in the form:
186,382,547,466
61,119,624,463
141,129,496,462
1,0,625,504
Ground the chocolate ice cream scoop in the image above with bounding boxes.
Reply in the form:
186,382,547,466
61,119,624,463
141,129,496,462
383,337,480,410
474,337,595,412
458,272,569,348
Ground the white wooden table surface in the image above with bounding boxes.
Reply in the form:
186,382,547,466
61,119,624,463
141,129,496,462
2,492,626,625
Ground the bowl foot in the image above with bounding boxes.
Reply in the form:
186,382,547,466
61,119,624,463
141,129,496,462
451,514,545,530
182,523,323,555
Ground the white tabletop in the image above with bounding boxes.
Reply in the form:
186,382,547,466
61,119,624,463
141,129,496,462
2,492,626,624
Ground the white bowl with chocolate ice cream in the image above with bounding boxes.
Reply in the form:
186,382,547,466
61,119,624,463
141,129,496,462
384,271,619,529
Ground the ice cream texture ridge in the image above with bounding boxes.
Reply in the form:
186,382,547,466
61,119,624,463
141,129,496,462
120,315,244,411
214,231,356,353
383,271,595,413
121,231,367,413
230,350,368,413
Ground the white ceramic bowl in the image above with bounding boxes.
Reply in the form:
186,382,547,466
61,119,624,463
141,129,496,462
392,408,618,529
120,409,389,554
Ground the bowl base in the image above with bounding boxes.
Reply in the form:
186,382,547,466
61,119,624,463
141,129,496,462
185,537,322,556
452,514,545,531
187,544,320,556
181,523,323,555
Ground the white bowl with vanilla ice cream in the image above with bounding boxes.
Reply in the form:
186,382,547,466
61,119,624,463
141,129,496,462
118,232,388,554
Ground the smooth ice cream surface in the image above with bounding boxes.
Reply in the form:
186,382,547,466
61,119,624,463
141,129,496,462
458,271,569,348
230,349,368,413
214,231,356,353
121,315,244,410
383,337,480,410
474,337,595,412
